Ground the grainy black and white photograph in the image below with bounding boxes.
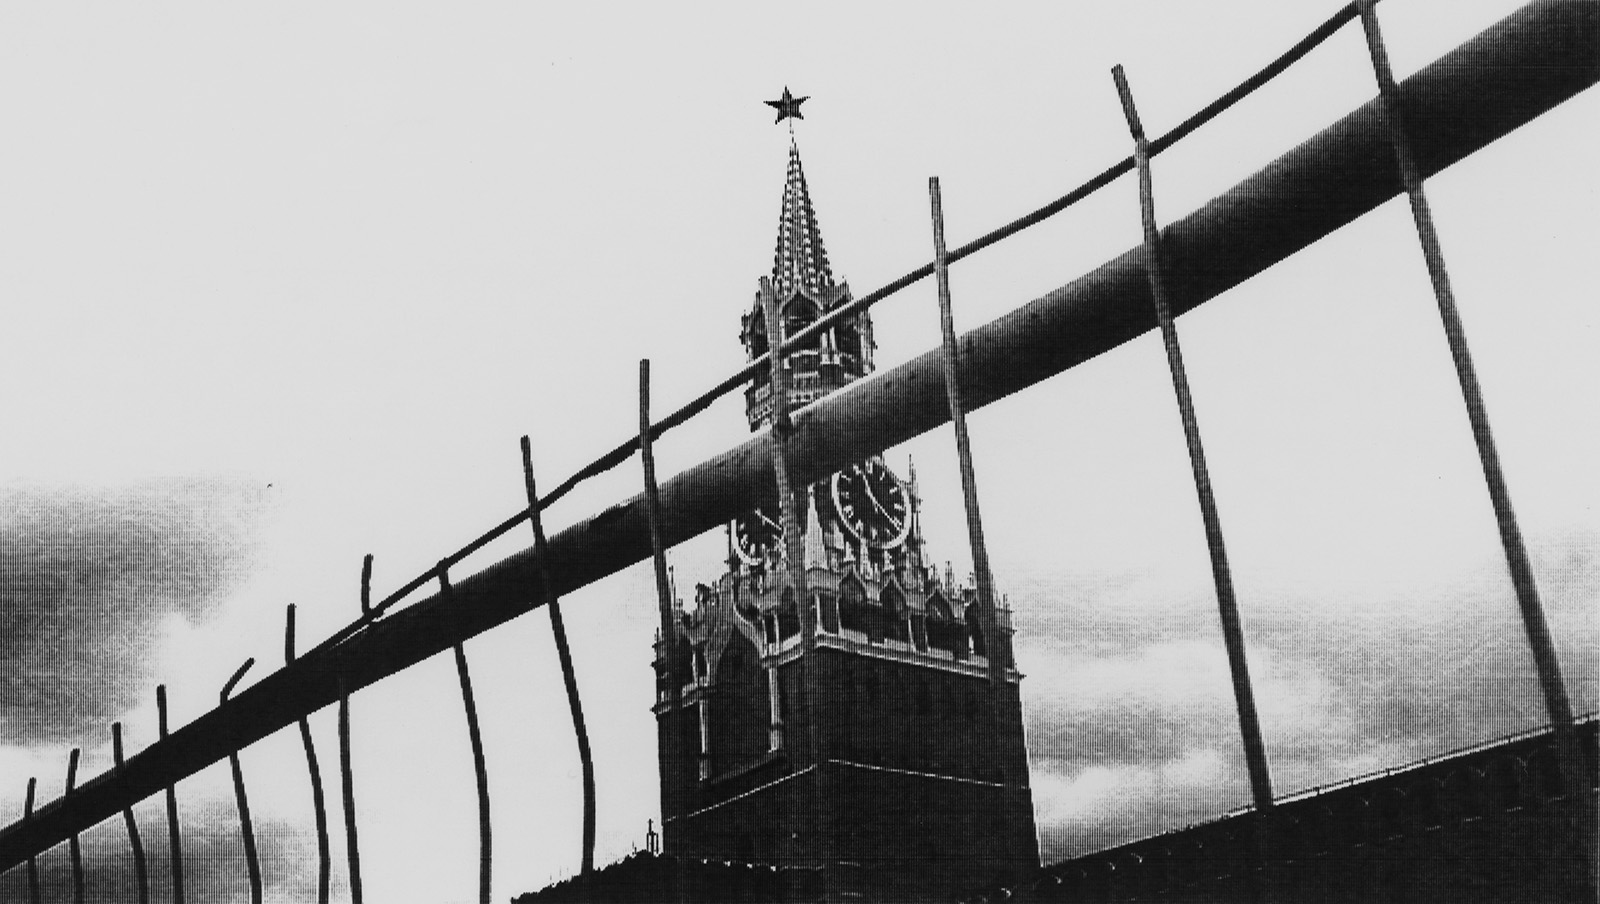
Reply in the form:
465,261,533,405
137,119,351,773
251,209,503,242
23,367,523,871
1,2,1595,902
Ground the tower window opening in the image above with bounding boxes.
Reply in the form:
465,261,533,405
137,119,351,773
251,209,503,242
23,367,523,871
777,587,801,640
880,586,908,642
966,606,987,659
925,593,964,657
746,311,771,381
780,297,819,350
838,577,868,635
820,590,840,634
836,319,863,362
910,612,928,652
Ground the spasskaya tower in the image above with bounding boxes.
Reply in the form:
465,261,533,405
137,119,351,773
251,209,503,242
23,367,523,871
653,112,1038,902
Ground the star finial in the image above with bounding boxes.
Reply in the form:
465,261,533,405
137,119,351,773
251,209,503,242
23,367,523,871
765,87,808,127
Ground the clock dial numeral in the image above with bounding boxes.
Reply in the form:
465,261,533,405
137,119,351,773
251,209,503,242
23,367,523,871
830,459,911,550
734,506,784,565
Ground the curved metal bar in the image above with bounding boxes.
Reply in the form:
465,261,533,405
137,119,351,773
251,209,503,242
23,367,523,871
337,676,363,904
441,566,493,904
112,723,151,904
286,605,333,904
157,686,185,904
928,176,1005,690
221,659,262,904
1358,1,1593,889
23,778,39,904
521,436,596,876
65,748,83,904
1113,63,1273,814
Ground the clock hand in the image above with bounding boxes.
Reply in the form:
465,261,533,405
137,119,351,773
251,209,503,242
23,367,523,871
861,478,897,523
758,511,783,531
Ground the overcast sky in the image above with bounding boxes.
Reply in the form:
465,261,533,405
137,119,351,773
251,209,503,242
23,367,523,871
2,2,1595,902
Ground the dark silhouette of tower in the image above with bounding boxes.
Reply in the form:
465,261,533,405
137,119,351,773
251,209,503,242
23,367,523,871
653,141,1039,902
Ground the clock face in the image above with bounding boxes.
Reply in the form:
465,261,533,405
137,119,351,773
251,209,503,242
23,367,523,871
733,506,785,566
831,459,911,549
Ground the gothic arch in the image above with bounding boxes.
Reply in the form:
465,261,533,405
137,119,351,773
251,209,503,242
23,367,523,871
879,582,908,641
965,604,987,658
782,298,822,351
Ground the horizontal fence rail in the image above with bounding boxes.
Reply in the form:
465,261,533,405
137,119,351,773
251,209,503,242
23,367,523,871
1,0,1594,873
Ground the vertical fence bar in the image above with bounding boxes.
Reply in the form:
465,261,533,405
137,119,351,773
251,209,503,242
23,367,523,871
520,436,597,877
337,673,362,904
112,723,151,904
285,605,332,904
221,659,262,904
1356,1,1591,885
1111,64,1275,815
758,277,814,649
758,276,833,892
23,778,40,904
156,685,185,904
928,176,1006,695
1357,0,1574,737
639,358,689,904
65,748,83,904
441,565,492,904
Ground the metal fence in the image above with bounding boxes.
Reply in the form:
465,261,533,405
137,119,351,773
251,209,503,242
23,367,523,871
2,2,1595,901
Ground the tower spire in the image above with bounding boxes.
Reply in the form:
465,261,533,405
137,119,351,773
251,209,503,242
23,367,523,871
771,142,836,303
741,90,874,432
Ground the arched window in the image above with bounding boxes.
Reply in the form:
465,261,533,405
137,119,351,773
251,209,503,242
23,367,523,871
838,577,867,635
966,605,987,658
836,319,863,361
818,590,840,634
925,592,961,656
880,585,907,642
777,587,800,640
746,310,769,363
783,300,821,351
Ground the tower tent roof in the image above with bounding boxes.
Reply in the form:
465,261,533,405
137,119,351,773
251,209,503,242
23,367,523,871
770,141,837,303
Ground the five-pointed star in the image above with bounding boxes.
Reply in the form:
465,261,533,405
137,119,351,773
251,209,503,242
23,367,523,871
765,87,808,124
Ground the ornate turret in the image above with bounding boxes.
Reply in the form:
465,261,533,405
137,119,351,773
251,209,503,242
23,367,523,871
740,142,875,431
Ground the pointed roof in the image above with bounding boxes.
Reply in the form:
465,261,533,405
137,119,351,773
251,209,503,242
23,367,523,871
770,141,837,303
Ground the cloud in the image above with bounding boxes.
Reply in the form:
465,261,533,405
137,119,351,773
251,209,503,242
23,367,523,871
0,478,268,745
0,798,323,904
1012,530,1600,863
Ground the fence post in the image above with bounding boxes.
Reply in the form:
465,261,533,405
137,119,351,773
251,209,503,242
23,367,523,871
112,723,151,904
1110,65,1275,815
65,748,84,904
156,685,186,904
1357,0,1591,887
639,359,690,904
928,176,1008,691
441,564,493,904
758,276,832,892
520,435,597,877
285,605,332,904
22,778,40,904
221,659,262,904
338,674,362,904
